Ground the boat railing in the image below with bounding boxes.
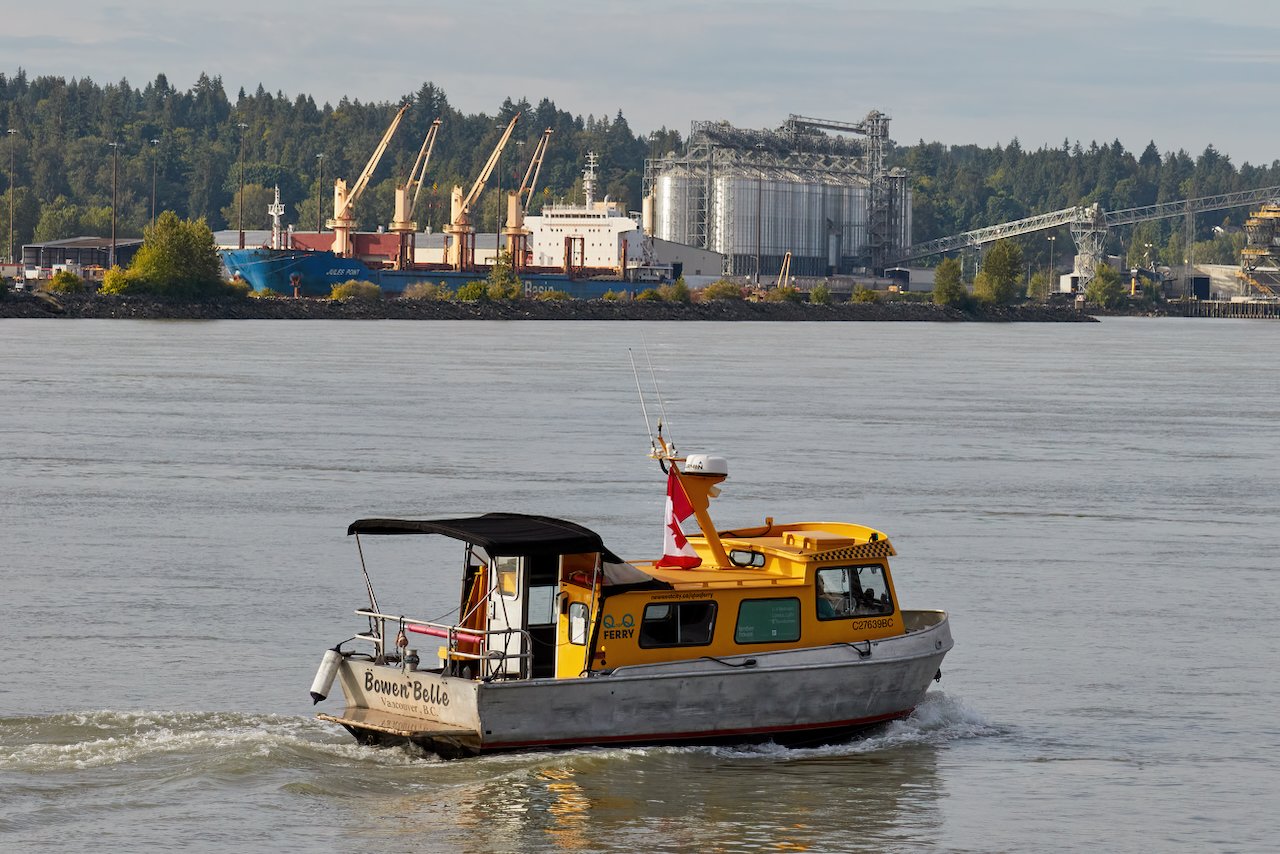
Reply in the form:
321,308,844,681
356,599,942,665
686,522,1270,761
354,608,532,680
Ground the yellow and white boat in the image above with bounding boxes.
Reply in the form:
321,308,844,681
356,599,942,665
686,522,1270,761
310,441,953,757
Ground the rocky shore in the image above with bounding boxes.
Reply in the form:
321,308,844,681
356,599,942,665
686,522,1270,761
0,290,1098,322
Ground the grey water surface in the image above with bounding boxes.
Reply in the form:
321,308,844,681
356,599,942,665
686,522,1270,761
1,318,1277,853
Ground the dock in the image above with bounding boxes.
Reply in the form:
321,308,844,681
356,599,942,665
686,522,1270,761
1174,300,1280,319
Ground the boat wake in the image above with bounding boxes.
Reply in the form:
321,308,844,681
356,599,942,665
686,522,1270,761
0,709,439,774
703,690,998,760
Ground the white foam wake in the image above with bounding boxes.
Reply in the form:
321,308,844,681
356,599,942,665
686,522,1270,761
0,709,438,772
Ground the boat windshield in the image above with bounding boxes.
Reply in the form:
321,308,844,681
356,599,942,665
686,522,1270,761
815,564,894,619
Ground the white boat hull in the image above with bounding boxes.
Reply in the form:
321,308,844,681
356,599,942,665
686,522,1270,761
321,610,952,756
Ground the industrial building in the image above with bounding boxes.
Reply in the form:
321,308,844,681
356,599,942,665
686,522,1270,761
644,112,911,278
19,236,144,279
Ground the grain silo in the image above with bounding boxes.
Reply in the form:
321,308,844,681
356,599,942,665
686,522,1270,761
645,112,910,278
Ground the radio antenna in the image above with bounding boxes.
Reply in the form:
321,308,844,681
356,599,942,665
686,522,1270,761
642,336,671,442
629,349,657,454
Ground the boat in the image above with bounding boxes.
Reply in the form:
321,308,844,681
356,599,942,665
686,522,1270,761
309,436,953,757
219,244,630,300
221,147,662,299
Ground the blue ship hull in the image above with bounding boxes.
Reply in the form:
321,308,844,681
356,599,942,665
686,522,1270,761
220,248,632,300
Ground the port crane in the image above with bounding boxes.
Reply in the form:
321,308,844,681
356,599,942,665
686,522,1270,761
502,127,553,268
1237,204,1280,297
328,103,409,258
388,117,442,270
776,251,792,287
444,112,521,271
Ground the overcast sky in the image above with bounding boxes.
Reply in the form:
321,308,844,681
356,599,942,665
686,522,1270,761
4,0,1279,165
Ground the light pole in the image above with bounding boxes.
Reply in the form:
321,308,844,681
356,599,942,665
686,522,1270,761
1047,235,1056,291
149,139,159,229
315,153,325,233
494,122,504,258
754,143,764,284
7,128,16,266
108,141,120,268
237,122,248,249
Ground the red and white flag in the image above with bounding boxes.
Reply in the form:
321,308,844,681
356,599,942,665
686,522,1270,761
656,466,702,569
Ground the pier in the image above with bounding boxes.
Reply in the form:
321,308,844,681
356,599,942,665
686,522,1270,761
1175,299,1280,319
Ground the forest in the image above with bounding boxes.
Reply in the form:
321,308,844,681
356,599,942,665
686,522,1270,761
1,68,1277,270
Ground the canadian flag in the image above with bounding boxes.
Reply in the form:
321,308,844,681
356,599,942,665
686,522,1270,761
656,466,702,569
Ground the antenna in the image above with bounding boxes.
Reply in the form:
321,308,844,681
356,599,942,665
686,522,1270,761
629,349,657,454
642,337,674,455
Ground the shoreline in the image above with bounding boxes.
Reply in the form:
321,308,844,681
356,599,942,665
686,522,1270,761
1,292,1100,322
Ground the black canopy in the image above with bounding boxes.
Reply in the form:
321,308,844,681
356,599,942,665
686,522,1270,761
347,513,617,560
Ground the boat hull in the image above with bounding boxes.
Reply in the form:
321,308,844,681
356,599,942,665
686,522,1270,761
323,610,952,756
220,248,629,299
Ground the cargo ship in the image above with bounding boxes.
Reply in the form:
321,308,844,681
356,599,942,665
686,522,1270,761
220,243,632,300
221,105,667,299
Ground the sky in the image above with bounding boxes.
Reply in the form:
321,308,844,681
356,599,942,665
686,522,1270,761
4,0,1280,165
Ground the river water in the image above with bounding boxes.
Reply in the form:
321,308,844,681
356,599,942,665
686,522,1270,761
1,318,1277,853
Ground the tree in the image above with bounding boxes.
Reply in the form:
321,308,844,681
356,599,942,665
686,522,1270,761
932,257,967,307
402,281,453,300
1085,262,1124,308
43,269,87,293
765,284,803,303
485,251,522,299
330,279,382,301
219,183,276,231
658,277,691,302
1027,270,1051,301
973,239,1023,304
700,279,743,301
456,281,487,301
102,211,224,297
34,196,83,241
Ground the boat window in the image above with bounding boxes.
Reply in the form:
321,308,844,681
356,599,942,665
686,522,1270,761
638,601,717,648
496,556,520,598
528,585,557,626
729,549,765,568
816,565,894,620
568,602,589,645
735,598,801,644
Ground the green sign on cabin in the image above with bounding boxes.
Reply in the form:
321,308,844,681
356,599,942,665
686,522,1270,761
735,598,801,644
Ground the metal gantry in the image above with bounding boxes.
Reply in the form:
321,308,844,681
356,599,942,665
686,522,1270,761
895,184,1280,285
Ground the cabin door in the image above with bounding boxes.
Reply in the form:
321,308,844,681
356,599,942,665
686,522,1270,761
525,554,560,679
487,556,524,678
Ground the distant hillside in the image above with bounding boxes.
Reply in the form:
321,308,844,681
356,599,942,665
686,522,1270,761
1,70,1274,267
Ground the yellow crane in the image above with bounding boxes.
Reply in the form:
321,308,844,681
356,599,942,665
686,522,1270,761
1238,204,1280,297
516,128,553,215
389,118,442,270
776,251,792,288
327,103,409,257
444,113,521,271
503,127,553,268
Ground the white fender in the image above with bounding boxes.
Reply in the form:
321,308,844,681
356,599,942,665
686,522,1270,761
310,648,342,704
